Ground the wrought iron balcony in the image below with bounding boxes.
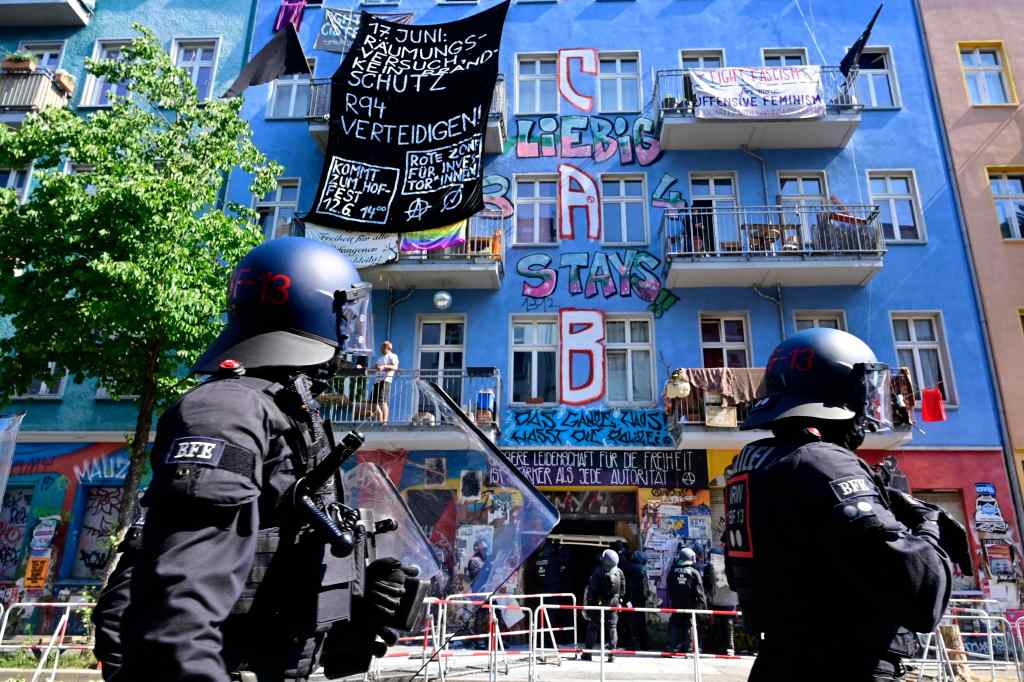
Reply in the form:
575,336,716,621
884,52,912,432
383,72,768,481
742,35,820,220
308,75,507,153
0,0,95,26
661,203,885,288
362,209,507,290
654,66,862,150
0,70,72,124
321,368,501,447
665,367,913,451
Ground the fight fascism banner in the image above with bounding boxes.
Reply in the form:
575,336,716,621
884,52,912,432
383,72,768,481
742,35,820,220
304,1,510,234
689,65,825,120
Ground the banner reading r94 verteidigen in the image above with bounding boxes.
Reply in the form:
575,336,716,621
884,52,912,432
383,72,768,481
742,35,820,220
305,1,510,233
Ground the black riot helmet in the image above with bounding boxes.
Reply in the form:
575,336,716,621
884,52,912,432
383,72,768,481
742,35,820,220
194,237,373,373
741,328,892,432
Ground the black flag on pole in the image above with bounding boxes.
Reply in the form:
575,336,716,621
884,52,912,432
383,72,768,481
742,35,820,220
840,4,883,79
304,1,511,234
222,23,311,98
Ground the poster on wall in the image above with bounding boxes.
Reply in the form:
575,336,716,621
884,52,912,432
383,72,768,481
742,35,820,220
688,66,825,120
975,482,1009,535
23,552,50,591
305,2,510,233
303,222,399,268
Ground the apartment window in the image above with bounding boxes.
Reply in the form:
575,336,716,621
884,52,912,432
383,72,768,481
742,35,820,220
270,58,315,119
19,41,64,72
85,41,130,107
691,174,739,252
780,172,827,244
256,179,300,240
854,48,898,108
795,311,846,331
598,53,640,113
700,316,749,368
763,49,807,67
511,318,557,404
988,171,1024,240
681,50,724,69
517,56,557,114
869,172,923,242
892,314,956,404
0,488,34,580
418,318,465,403
0,167,30,203
960,45,1013,105
514,176,557,245
17,361,68,399
606,318,653,404
173,39,218,101
601,175,647,245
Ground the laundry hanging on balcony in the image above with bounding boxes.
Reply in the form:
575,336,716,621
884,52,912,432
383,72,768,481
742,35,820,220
274,0,307,33
400,220,466,253
688,66,825,120
315,8,415,54
303,1,511,234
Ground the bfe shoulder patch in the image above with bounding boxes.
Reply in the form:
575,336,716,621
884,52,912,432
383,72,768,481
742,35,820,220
165,436,226,466
829,474,875,502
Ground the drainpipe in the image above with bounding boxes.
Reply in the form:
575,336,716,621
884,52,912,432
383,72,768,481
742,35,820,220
754,284,785,339
912,0,1024,531
741,145,771,205
386,288,415,339
216,0,261,210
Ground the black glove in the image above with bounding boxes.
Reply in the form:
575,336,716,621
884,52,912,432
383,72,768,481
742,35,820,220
887,489,941,542
366,557,419,624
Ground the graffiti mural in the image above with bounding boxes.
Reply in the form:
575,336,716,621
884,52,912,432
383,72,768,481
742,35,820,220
0,489,32,580
516,250,680,317
513,116,662,166
499,406,674,448
70,487,123,580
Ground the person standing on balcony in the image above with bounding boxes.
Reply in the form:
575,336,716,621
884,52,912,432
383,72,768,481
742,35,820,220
371,340,398,423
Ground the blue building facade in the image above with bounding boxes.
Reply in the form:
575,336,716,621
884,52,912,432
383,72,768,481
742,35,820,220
2,0,1019,609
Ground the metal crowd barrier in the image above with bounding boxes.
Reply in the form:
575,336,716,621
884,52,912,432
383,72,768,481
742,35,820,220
0,601,95,682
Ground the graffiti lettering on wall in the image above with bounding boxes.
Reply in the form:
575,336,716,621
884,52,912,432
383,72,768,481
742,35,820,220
71,486,123,580
513,116,662,167
496,448,707,488
0,488,33,580
517,250,680,318
500,406,674,448
73,452,130,483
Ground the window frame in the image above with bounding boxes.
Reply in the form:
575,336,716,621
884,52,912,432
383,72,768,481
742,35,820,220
267,57,317,120
957,41,1018,107
254,178,301,240
596,51,642,115
698,313,752,369
680,49,727,69
14,361,69,400
890,311,958,407
17,40,66,73
515,53,559,116
512,173,559,246
0,165,32,204
600,173,648,246
853,46,902,110
793,309,847,332
760,47,809,67
81,39,133,108
60,479,126,584
509,316,559,406
986,167,1024,241
415,315,467,374
605,315,656,406
170,37,221,102
866,169,927,244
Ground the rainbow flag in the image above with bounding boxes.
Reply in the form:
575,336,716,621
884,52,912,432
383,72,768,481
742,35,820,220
400,220,467,253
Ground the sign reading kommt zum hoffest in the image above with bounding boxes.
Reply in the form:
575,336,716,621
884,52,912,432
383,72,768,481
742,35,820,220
492,449,709,489
305,2,510,234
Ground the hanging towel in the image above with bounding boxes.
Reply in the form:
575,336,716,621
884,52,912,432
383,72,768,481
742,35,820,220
921,387,947,422
274,0,307,32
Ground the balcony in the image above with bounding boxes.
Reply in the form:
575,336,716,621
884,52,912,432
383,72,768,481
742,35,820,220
0,70,72,124
662,203,885,288
0,0,95,26
654,66,862,150
308,75,507,153
321,368,501,449
665,368,914,451
361,210,506,289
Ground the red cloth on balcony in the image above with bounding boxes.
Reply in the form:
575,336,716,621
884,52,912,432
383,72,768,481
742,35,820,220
921,387,947,422
274,0,307,32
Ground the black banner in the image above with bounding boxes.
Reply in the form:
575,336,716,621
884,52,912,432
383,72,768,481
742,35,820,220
305,2,510,233
494,449,709,489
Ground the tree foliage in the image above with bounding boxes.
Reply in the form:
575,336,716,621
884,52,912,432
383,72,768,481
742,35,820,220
0,25,281,554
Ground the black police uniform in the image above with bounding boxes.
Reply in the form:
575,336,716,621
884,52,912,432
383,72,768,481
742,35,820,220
584,563,625,655
667,561,706,653
724,432,952,681
98,371,366,682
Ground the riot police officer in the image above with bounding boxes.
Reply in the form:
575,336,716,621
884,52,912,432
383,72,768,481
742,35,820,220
93,238,415,682
582,548,626,662
667,547,706,653
723,328,953,681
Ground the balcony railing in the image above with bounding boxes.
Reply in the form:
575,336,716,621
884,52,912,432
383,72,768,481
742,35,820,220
662,203,883,259
309,75,507,123
321,368,501,430
0,70,71,115
397,210,506,264
654,66,861,124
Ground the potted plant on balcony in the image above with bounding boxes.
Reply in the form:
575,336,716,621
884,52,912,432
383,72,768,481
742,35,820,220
2,51,38,73
53,69,76,96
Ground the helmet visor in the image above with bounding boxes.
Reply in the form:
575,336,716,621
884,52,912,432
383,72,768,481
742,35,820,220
335,283,374,356
854,362,892,432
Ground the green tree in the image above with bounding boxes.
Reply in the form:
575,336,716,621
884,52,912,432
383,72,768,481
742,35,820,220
0,25,281,568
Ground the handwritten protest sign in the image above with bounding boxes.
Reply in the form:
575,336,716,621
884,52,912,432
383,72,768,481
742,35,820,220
493,449,708,489
304,222,399,268
315,8,415,55
689,66,825,119
305,2,510,233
